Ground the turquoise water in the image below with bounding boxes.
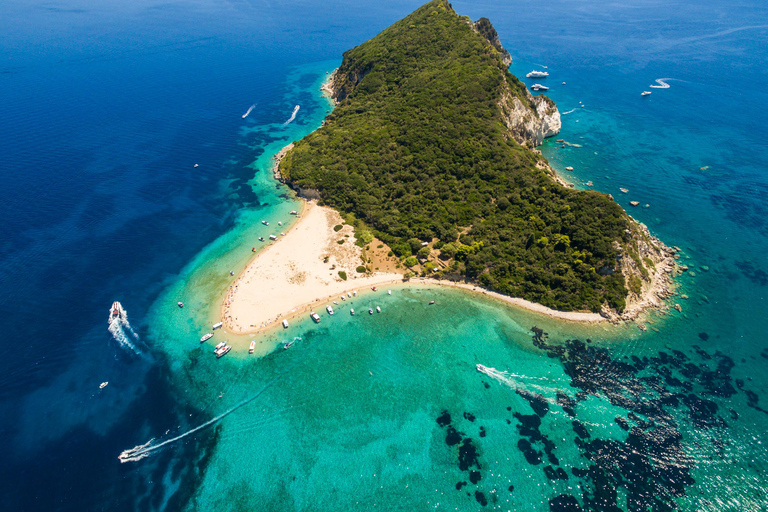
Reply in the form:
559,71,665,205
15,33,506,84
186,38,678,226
3,0,768,510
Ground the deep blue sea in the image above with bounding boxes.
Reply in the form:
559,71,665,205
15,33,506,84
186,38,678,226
1,0,767,510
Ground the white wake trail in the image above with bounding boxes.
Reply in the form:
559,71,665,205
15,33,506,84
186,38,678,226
283,105,300,125
561,108,577,115
118,368,287,463
241,104,256,119
476,364,557,396
650,78,672,89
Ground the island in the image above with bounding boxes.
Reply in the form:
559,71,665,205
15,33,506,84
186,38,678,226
224,0,675,334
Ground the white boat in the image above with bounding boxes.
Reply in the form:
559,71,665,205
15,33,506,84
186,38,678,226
368,308,373,315
282,319,289,328
347,292,352,298
350,308,355,316
310,312,321,323
261,220,269,225
289,210,298,215
215,345,231,358
333,301,338,305
269,235,277,241
530,84,549,91
99,382,108,389
177,302,184,308
353,291,357,296
249,340,255,354
526,70,549,78
200,333,214,343
326,305,334,315
388,290,391,295
641,91,651,96
376,306,381,313
258,237,264,241
278,221,283,226
214,341,226,351
283,341,294,350
109,301,125,324
429,300,435,305
341,295,346,301
212,322,223,330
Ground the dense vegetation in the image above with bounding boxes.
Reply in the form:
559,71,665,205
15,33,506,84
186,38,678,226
280,0,632,312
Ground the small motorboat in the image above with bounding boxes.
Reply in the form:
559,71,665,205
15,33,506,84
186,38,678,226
289,210,298,215
376,306,381,313
353,291,357,297
278,221,283,226
371,286,377,291
99,382,108,389
333,301,338,305
310,312,321,323
200,333,214,343
249,340,255,354
215,345,231,358
326,305,334,315
177,302,184,308
262,220,269,225
214,341,226,351
259,237,264,241
429,301,435,305
347,292,352,298
350,308,355,316
282,319,289,328
229,270,234,276
283,341,294,350
641,91,651,96
368,308,373,315
212,322,223,330
388,290,391,295
341,295,346,301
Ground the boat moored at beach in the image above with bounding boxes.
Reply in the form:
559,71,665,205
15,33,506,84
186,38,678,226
376,306,381,313
249,340,255,354
350,308,355,316
310,312,321,323
368,308,373,315
326,305,334,315
269,235,277,241
212,322,223,330
200,333,214,343
261,220,269,225
282,319,289,328
214,341,226,351
215,345,231,358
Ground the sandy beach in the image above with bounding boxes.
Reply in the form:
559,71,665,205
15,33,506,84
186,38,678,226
221,202,404,334
220,199,609,335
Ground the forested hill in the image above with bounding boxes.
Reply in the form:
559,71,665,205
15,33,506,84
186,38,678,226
279,0,663,313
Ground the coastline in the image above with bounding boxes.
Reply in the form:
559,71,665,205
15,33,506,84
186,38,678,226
218,66,678,338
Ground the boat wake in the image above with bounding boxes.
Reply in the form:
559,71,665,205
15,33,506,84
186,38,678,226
476,364,555,396
561,108,577,115
241,104,256,119
283,105,300,125
650,78,672,89
108,302,142,356
118,366,288,463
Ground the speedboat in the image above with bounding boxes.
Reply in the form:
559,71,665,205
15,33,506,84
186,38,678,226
214,341,226,351
526,70,549,78
212,322,223,330
258,237,264,241
641,91,651,96
368,308,373,315
350,308,355,316
261,220,269,225
200,333,214,343
215,345,231,358
310,312,321,323
99,382,108,389
530,84,549,91
282,319,289,328
283,341,294,350
177,302,184,308
249,340,255,354
326,305,334,315
110,302,123,322
376,306,381,313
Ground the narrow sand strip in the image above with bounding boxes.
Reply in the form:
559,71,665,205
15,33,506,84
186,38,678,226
222,200,606,335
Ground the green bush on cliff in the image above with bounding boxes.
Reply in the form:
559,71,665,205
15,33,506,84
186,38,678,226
280,0,630,312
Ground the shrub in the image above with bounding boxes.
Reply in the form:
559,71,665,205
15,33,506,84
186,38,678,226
356,265,367,273
333,224,343,232
337,239,345,244
338,271,347,280
417,246,431,258
404,256,419,267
